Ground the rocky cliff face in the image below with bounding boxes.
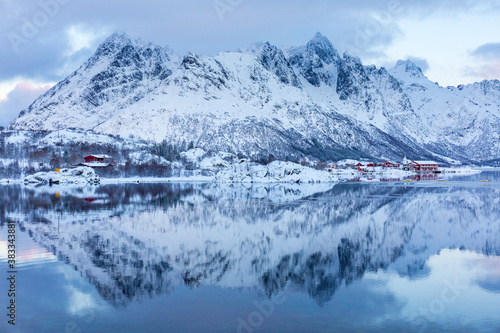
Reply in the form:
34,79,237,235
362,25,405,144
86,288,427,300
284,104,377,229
9,32,500,164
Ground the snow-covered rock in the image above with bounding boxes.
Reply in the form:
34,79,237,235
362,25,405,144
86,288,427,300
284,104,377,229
214,161,338,183
179,148,207,168
199,151,236,170
24,167,100,185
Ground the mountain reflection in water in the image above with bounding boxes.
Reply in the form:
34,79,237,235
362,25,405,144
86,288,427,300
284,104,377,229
1,176,499,311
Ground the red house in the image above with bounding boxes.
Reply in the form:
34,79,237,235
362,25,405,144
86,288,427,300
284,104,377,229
84,154,112,163
74,154,114,168
407,161,438,172
355,162,374,167
381,161,400,168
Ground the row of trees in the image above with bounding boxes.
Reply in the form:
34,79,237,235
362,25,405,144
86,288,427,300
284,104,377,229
0,131,130,178
94,161,172,178
151,140,194,162
0,131,333,179
0,132,196,178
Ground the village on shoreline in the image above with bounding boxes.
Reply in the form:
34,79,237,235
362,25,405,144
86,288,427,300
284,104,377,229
7,148,484,187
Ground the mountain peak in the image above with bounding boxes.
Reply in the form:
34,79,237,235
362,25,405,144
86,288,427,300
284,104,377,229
107,31,131,42
93,31,133,60
258,42,302,88
242,41,265,55
342,51,362,64
311,32,327,42
306,32,340,64
394,59,424,76
101,31,134,49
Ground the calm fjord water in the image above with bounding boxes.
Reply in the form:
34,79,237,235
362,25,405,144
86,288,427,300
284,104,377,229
1,172,500,333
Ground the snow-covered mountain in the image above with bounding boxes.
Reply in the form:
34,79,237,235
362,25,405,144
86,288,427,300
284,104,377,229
9,32,500,164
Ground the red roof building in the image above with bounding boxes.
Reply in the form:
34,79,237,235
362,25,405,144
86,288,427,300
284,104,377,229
84,154,112,163
381,161,400,168
406,161,438,171
75,154,114,168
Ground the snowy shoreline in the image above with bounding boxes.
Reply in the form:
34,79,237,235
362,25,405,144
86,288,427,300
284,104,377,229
100,176,213,184
440,167,482,174
1,161,487,187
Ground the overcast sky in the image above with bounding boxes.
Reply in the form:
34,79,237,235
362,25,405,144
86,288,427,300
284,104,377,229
1,0,499,127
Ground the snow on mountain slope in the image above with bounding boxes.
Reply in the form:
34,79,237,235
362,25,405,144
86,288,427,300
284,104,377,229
12,32,179,133
9,32,500,163
389,61,500,161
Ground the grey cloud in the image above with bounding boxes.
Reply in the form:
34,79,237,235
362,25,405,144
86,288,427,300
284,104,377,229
0,83,50,127
0,36,69,81
406,56,429,72
466,43,500,81
0,0,498,84
463,62,500,82
471,43,500,59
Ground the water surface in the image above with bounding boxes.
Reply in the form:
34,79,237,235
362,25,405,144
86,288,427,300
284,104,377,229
1,173,500,332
